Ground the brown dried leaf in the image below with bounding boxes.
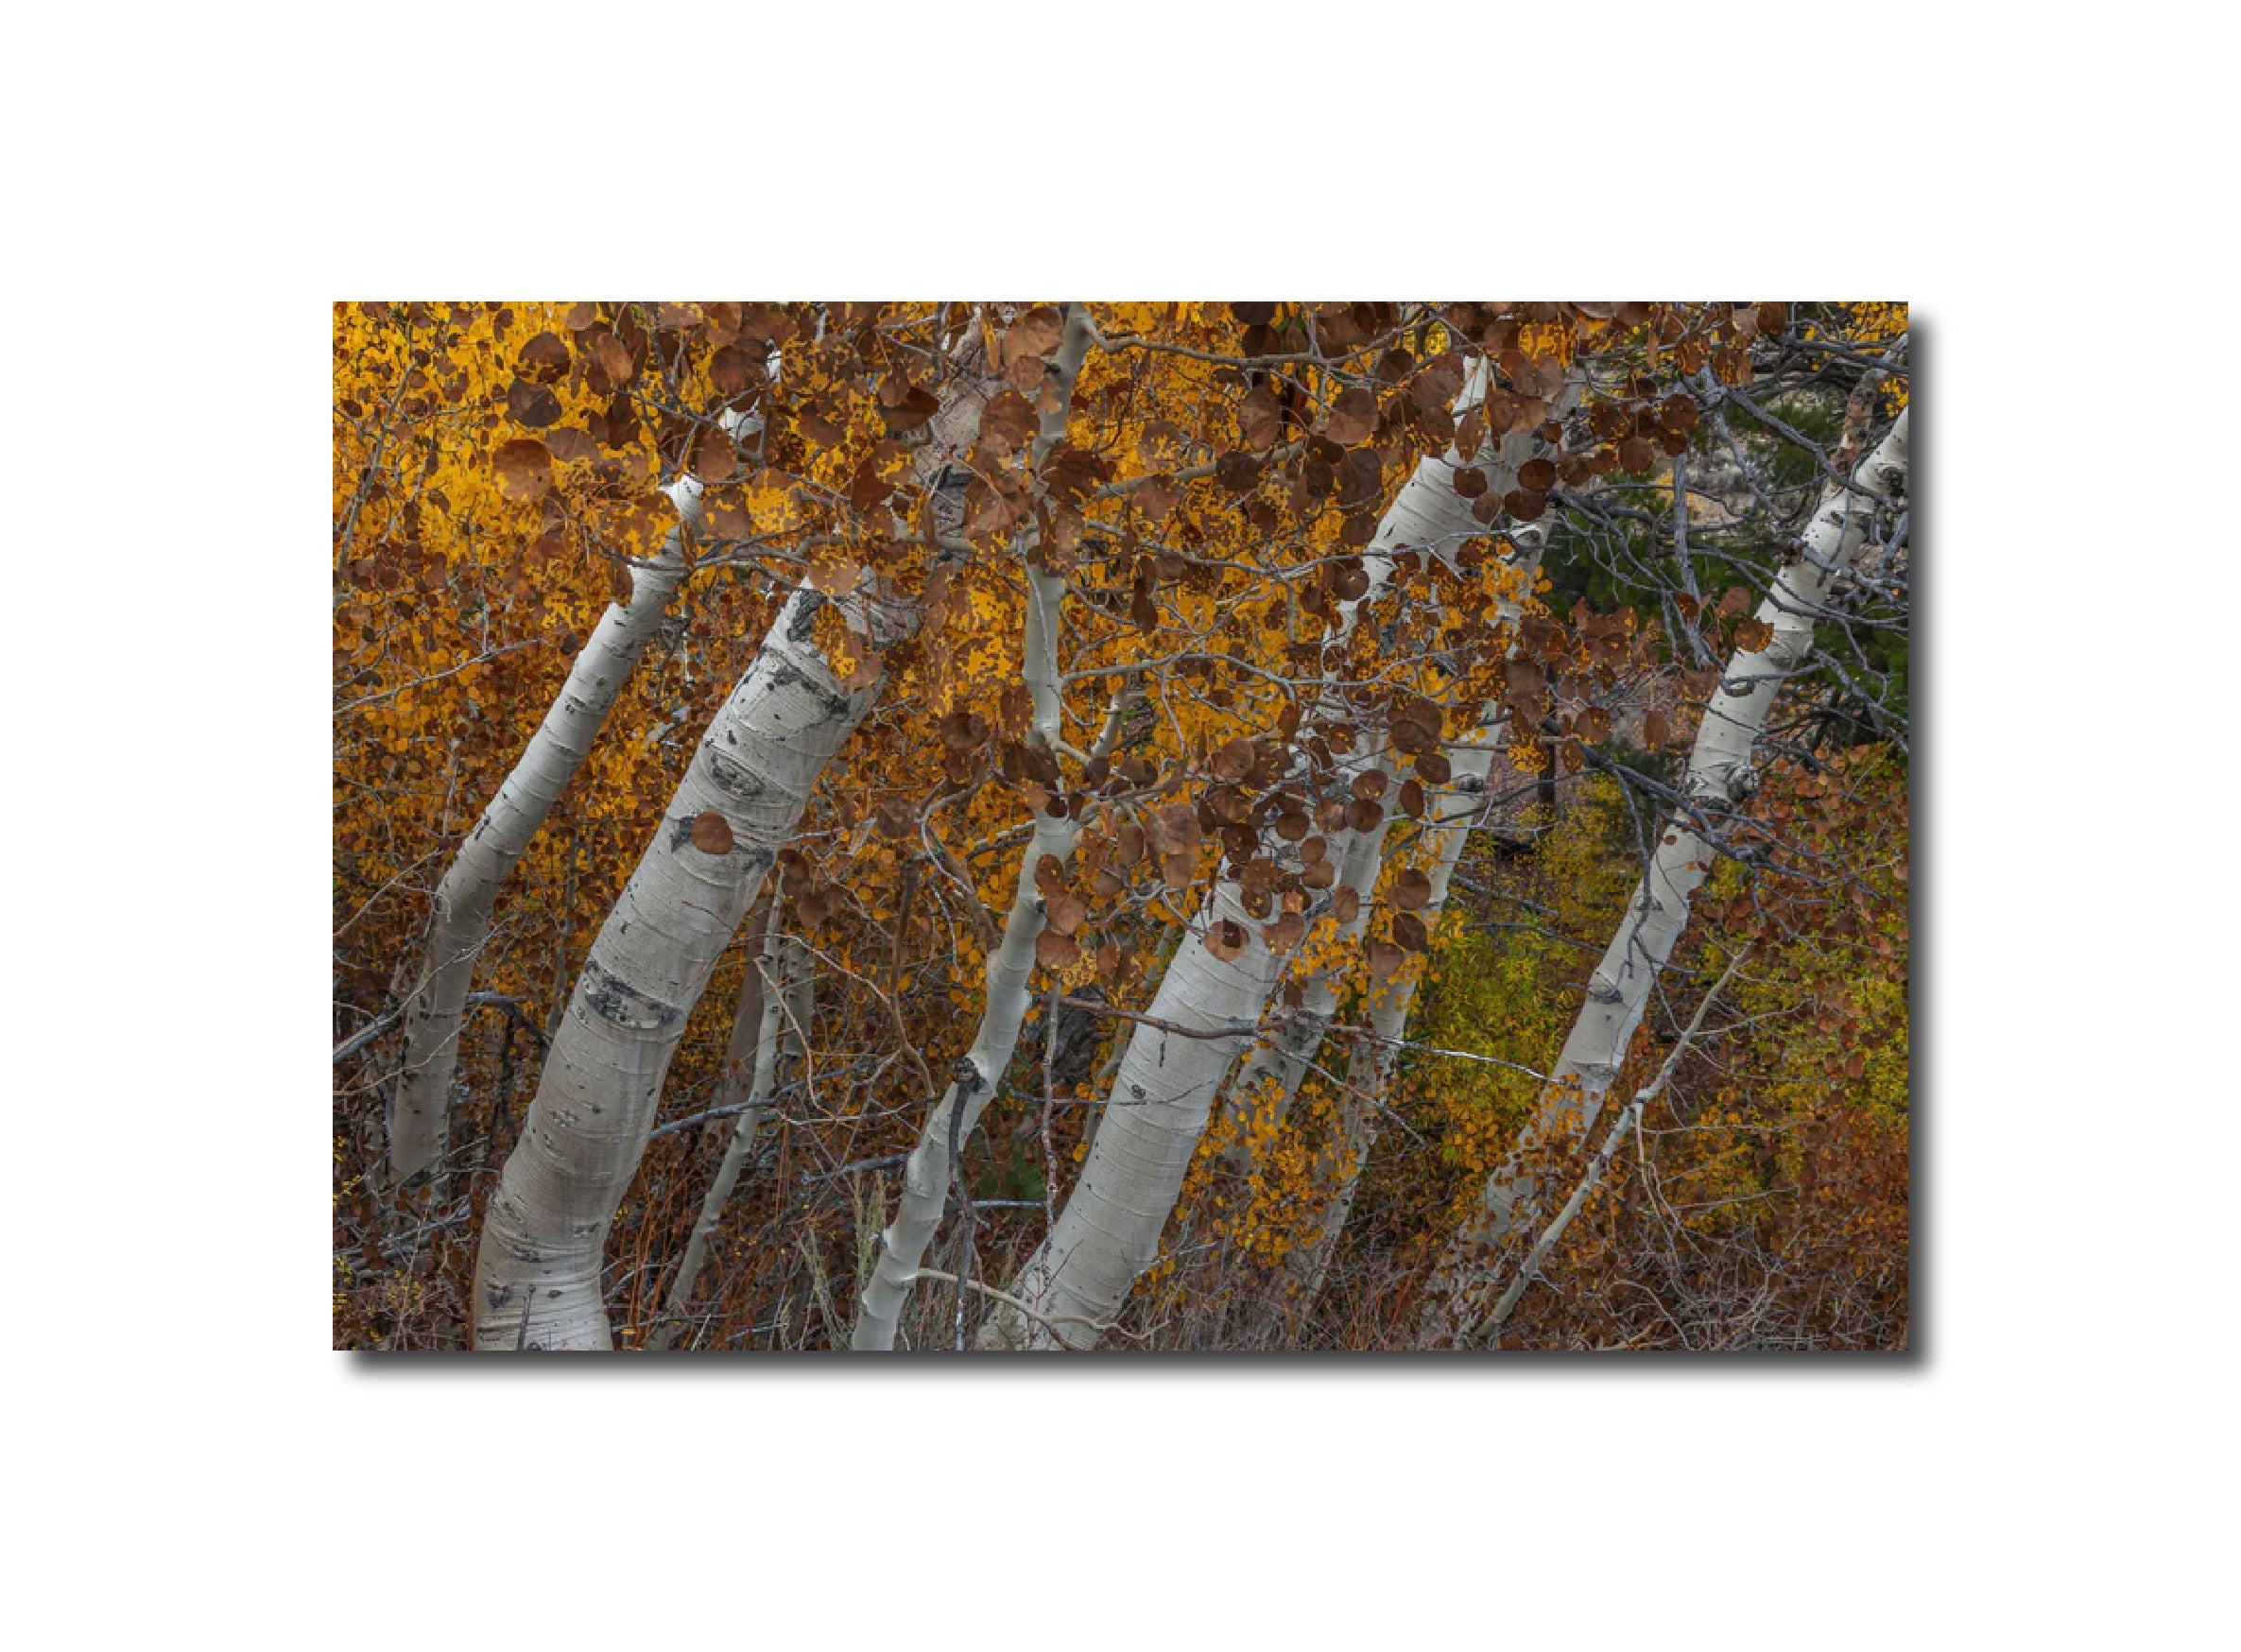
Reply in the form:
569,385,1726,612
1132,474,1182,520
1205,918,1248,963
1209,736,1255,782
507,379,561,429
516,332,570,385
1003,306,1065,365
1145,801,1202,857
692,428,736,483
948,712,995,756
690,811,734,855
1238,385,1282,451
809,559,862,597
494,438,552,504
545,426,597,463
710,342,762,393
1408,352,1467,412
977,389,1034,453
591,335,634,387
1325,387,1379,446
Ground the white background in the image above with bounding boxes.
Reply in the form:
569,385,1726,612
0,1,2230,1646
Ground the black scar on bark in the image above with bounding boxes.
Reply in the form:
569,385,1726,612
762,652,854,717
702,746,770,802
786,591,825,642
578,957,682,1033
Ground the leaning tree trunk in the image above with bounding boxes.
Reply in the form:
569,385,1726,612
851,304,1099,1351
1416,406,1910,1346
468,370,995,1351
388,473,706,1188
469,582,889,1350
979,880,1284,1349
985,355,1548,1349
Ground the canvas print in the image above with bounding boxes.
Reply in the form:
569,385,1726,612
334,301,1910,1352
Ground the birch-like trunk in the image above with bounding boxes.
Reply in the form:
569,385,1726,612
985,361,1544,1349
980,880,1283,1349
469,580,887,1350
469,372,994,1351
850,305,1096,1351
1417,408,1910,1345
388,475,705,1187
645,894,789,1351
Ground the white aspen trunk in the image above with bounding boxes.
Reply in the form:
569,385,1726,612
646,894,789,1351
469,579,886,1350
468,372,996,1351
850,306,1096,1352
980,880,1283,1349
388,475,705,1187
1417,408,1910,1345
985,358,1541,1349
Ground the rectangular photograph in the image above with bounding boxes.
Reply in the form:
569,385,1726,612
332,301,1911,1352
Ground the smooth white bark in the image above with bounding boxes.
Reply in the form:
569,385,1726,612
469,577,887,1350
1418,409,1910,1345
850,305,1096,1351
981,880,1283,1348
389,475,704,1186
